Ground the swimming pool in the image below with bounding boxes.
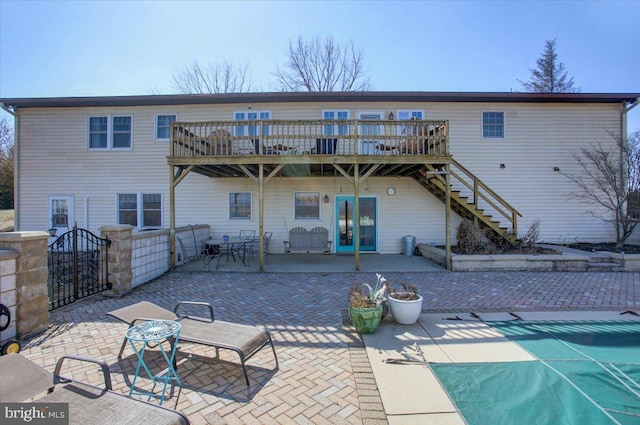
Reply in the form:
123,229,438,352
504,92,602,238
430,319,640,425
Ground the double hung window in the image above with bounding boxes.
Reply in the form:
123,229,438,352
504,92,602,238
397,110,424,121
323,110,349,136
88,116,132,149
396,110,425,135
229,192,252,220
156,114,176,141
117,193,162,228
234,111,271,137
294,192,320,220
482,111,505,138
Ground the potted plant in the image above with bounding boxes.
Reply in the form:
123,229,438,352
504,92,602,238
348,273,387,334
387,282,423,324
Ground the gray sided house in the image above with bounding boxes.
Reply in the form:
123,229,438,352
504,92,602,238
2,91,639,270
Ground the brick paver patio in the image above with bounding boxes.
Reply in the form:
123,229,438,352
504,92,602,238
17,270,640,424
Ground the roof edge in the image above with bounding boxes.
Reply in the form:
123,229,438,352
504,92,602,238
1,91,639,109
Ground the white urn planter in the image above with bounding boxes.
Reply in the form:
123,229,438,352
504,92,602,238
388,293,423,324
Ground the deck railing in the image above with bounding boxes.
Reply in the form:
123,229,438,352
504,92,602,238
171,119,448,157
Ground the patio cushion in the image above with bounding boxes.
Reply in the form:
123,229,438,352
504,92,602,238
40,381,189,425
0,353,189,425
0,352,53,402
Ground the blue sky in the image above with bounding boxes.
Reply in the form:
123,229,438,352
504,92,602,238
1,0,639,130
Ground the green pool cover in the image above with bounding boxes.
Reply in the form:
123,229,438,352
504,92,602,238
430,320,640,425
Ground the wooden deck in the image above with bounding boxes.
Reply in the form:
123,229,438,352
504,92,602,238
169,119,451,178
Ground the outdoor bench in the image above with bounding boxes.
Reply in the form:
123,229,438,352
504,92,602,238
283,226,332,254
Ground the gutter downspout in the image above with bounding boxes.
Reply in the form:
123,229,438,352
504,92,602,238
0,103,18,231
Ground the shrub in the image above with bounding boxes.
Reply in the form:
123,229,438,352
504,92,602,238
456,219,482,254
520,219,541,248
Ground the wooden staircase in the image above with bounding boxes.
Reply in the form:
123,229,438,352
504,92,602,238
412,158,522,244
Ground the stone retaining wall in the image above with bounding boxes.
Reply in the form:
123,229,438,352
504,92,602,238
418,244,590,272
419,244,640,271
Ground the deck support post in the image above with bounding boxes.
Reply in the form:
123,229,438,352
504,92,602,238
354,163,360,271
169,165,176,269
259,163,265,271
445,162,452,270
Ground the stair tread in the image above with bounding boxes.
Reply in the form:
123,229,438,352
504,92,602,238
416,168,518,245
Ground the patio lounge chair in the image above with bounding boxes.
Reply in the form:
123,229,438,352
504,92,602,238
107,301,278,388
0,353,189,425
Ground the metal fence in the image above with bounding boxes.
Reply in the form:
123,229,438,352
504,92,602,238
47,224,111,311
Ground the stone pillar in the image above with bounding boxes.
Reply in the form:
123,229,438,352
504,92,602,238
0,231,50,338
0,249,19,342
100,225,133,296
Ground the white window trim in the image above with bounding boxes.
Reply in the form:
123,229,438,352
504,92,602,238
87,115,133,150
229,191,252,220
293,191,321,220
116,192,163,229
481,110,506,139
155,113,178,142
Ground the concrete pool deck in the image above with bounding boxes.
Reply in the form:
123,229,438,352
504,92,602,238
365,310,640,424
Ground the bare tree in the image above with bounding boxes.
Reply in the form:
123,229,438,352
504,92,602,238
519,39,580,93
0,117,14,209
561,130,640,249
173,59,254,94
273,36,372,92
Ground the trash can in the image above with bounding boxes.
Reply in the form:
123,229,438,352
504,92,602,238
403,235,416,257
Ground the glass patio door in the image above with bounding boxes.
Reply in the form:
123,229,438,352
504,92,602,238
358,113,382,154
335,196,377,252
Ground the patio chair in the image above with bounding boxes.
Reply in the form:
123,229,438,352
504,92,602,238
239,230,256,240
263,231,273,264
209,129,231,155
107,301,278,388
0,353,189,424
239,230,257,266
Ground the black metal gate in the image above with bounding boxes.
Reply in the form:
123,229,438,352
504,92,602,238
47,224,111,311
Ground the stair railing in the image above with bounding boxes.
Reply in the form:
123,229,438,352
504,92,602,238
425,160,522,236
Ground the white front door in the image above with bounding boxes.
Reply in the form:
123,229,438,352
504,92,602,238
358,112,382,154
48,195,73,234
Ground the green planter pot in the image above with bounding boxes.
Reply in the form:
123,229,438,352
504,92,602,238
349,305,383,334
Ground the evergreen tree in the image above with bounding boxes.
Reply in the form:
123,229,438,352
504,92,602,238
519,39,580,93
